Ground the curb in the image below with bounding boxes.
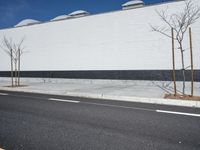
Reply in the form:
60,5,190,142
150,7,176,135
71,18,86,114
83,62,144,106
0,87,200,108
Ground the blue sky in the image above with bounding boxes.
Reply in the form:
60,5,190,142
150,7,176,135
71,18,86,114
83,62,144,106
0,0,172,29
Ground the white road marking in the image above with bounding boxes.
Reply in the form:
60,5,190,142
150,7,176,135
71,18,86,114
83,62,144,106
48,98,154,112
3,93,200,118
48,98,80,103
156,110,200,117
0,93,8,96
81,101,154,112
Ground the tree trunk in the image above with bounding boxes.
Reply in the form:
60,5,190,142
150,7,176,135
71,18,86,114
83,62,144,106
189,27,194,96
15,61,18,86
171,28,177,95
179,42,186,95
10,50,14,87
18,51,20,86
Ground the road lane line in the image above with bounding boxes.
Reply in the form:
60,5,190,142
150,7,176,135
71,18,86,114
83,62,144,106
7,93,154,111
0,93,8,96
3,92,200,117
81,101,155,112
156,110,200,117
48,98,80,103
48,98,154,112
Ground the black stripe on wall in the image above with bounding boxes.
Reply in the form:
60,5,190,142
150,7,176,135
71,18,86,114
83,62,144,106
0,70,199,81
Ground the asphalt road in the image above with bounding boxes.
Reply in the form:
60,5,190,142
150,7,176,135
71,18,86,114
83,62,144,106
0,90,200,150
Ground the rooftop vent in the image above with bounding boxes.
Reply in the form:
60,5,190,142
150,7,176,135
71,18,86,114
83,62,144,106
50,15,70,21
68,10,90,18
15,19,40,27
122,0,144,10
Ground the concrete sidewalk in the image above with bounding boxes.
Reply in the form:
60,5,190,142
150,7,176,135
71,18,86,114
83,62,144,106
0,77,200,108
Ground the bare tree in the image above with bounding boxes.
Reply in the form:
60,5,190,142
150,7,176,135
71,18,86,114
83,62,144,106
0,36,25,86
13,38,25,86
0,37,14,86
151,0,200,94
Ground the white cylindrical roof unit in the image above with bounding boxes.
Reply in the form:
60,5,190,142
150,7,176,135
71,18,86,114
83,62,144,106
68,10,90,18
15,19,40,27
50,15,70,21
122,0,145,10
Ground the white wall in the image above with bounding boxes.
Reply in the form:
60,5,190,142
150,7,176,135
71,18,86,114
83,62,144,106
0,0,200,71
